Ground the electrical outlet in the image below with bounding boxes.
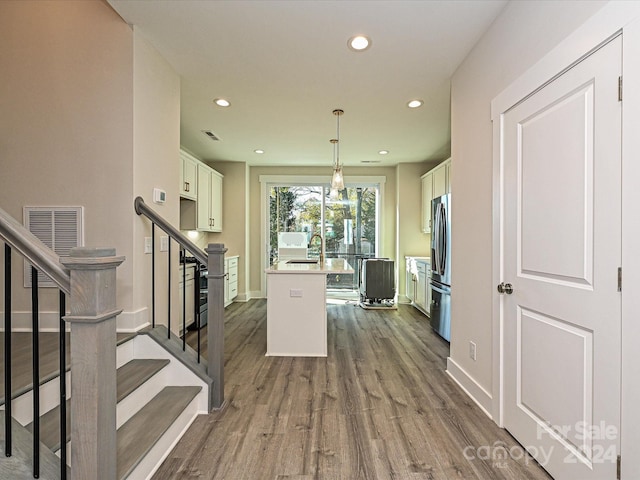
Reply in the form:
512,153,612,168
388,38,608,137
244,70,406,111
144,237,152,254
290,289,303,297
160,236,169,252
469,341,477,361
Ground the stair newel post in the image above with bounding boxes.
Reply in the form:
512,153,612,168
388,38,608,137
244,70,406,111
61,247,125,480
206,243,227,410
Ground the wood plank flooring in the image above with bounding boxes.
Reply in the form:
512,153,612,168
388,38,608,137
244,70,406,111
153,300,552,480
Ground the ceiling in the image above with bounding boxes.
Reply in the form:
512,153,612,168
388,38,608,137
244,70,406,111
107,0,507,167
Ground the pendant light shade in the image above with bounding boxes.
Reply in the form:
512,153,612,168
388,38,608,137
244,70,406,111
331,166,344,191
330,109,345,191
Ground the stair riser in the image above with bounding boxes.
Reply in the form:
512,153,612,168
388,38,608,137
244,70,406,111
130,336,209,412
116,369,167,428
116,336,135,368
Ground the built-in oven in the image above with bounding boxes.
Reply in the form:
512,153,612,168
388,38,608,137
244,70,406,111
182,254,208,330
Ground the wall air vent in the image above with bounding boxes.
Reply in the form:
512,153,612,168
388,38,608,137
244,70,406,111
23,206,84,287
361,160,381,164
202,130,221,141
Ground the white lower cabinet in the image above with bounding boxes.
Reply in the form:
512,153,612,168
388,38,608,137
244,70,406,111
224,256,239,307
405,257,415,302
406,256,430,317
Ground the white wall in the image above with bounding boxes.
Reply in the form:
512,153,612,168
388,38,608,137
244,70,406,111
449,0,606,406
0,2,181,332
0,0,135,319
132,28,181,330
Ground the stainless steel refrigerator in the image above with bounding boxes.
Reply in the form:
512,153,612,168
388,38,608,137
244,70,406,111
430,193,451,341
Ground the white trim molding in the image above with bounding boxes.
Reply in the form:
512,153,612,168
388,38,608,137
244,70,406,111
446,357,493,419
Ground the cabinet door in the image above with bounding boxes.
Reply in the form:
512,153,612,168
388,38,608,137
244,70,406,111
433,164,447,198
196,164,212,231
226,257,238,306
416,270,426,310
421,173,433,233
405,259,415,301
210,170,223,232
223,259,230,305
425,264,432,317
180,154,198,200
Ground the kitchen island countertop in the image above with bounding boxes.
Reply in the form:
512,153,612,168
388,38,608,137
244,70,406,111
266,257,353,274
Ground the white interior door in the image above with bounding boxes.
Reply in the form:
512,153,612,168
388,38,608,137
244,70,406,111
501,36,621,479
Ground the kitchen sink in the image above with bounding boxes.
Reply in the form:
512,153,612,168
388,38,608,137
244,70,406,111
286,259,319,264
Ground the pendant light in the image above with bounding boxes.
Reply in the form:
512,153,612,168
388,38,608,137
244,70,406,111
331,109,345,191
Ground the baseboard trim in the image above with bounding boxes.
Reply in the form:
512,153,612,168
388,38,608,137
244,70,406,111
397,295,412,304
116,308,150,332
446,356,493,420
247,290,265,300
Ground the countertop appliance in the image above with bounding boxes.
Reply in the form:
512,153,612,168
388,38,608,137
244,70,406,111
430,193,451,341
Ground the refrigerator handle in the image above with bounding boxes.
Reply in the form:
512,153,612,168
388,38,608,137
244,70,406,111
440,203,447,276
433,203,441,274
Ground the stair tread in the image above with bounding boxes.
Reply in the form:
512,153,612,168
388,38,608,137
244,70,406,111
116,332,137,346
117,358,170,402
27,358,170,452
117,385,201,480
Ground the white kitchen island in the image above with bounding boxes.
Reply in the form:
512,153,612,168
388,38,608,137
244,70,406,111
265,258,354,356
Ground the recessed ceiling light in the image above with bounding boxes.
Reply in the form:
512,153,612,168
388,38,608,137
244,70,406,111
254,149,264,154
213,98,230,107
407,99,424,108
378,150,389,155
348,35,371,52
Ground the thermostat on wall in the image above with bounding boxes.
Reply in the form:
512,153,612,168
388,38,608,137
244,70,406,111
153,188,167,204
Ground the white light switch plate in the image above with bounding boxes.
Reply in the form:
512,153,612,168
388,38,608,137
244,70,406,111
144,237,152,254
160,236,169,252
290,289,303,297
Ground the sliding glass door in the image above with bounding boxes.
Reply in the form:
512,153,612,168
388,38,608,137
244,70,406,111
267,180,380,294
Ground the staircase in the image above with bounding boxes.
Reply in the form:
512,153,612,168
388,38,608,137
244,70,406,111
1,200,225,479
1,330,208,479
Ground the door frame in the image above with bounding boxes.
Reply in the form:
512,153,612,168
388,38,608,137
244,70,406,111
490,3,640,476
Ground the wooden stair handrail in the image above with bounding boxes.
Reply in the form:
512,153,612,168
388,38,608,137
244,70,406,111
134,196,207,265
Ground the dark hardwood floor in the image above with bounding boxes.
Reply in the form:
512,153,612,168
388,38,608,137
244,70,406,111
153,299,552,480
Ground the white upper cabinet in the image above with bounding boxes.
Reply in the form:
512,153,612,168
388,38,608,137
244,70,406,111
196,163,223,232
421,173,433,233
421,158,451,234
209,168,223,232
180,151,198,200
179,150,224,233
433,162,448,198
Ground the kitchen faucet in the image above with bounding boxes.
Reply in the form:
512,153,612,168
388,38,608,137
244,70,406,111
308,233,324,263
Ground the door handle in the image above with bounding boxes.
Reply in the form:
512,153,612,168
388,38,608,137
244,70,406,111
497,282,513,294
